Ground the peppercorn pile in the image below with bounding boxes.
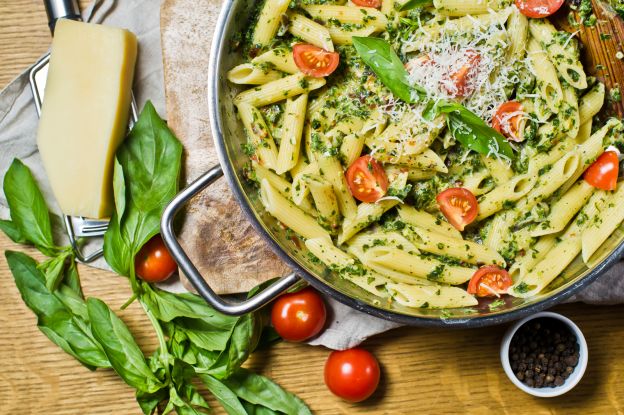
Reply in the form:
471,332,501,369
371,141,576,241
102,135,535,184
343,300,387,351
509,318,580,388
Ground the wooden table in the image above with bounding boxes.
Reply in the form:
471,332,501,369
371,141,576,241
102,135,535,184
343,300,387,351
1,1,623,414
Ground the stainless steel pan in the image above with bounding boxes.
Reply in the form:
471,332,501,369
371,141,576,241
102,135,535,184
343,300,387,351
160,0,624,326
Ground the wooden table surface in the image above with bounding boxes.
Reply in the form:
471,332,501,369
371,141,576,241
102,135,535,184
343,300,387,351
1,1,623,414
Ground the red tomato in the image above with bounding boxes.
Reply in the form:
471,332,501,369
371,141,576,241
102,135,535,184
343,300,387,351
515,0,564,18
446,50,480,97
467,266,512,297
271,287,327,342
584,151,620,190
135,234,177,283
492,101,524,142
293,44,340,78
324,348,380,402
345,155,389,203
351,0,381,7
436,188,479,231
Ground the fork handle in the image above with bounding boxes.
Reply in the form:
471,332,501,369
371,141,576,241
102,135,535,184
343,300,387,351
43,0,81,33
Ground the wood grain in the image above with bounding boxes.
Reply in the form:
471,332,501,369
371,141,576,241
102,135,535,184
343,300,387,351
1,1,624,414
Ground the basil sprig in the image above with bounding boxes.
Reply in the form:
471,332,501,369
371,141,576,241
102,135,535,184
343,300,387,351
352,36,515,160
1,102,311,415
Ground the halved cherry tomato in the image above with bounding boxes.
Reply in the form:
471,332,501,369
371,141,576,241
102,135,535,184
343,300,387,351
584,151,620,190
351,0,381,8
324,348,380,402
492,101,524,142
446,50,480,98
271,287,327,342
293,44,340,78
467,266,512,297
135,234,177,283
436,187,478,231
515,0,564,18
346,155,389,203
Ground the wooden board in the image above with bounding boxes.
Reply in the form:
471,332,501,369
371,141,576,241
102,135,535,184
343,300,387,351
161,0,289,294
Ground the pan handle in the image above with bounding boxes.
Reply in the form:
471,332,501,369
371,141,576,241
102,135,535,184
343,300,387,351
160,165,300,316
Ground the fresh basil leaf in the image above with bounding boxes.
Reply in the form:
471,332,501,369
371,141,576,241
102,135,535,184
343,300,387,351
6,251,109,369
112,156,126,225
38,249,72,291
399,0,432,11
199,374,248,415
136,388,168,415
3,159,57,255
208,312,262,379
87,297,163,392
104,101,183,277
241,401,280,415
174,317,237,351
223,369,312,415
63,259,84,298
352,36,426,104
441,105,514,160
0,219,28,244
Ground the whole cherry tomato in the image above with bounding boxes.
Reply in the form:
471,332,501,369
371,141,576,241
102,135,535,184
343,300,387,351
271,287,327,342
135,234,177,283
324,348,380,402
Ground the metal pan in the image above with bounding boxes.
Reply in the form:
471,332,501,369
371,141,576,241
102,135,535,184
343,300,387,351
160,0,624,326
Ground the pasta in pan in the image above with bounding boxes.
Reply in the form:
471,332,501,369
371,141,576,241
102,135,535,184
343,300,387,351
229,0,624,309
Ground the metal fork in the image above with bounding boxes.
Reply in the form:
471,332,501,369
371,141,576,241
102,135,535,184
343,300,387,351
30,0,138,263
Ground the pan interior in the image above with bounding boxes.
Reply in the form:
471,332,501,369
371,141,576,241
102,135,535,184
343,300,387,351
210,0,624,324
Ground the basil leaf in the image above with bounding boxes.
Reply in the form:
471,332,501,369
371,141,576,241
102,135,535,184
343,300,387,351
104,101,183,277
0,219,27,244
208,312,262,379
399,0,432,11
174,317,237,351
437,103,514,160
241,402,280,415
352,36,426,103
112,157,126,225
63,259,84,298
136,388,168,415
199,374,248,415
223,369,312,415
3,159,57,255
6,251,109,369
87,297,163,392
38,249,72,291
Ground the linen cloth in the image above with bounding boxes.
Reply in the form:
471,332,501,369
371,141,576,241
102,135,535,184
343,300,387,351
0,0,622,351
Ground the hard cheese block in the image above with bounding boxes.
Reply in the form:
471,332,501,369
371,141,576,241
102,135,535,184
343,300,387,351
37,19,137,219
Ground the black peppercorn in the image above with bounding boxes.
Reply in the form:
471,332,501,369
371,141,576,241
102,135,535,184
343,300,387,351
508,318,580,389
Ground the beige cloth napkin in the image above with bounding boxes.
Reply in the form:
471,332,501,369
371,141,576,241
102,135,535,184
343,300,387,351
0,0,622,351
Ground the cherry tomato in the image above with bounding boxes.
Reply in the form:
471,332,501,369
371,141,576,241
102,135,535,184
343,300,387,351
351,0,381,7
345,155,389,203
467,266,512,297
135,234,177,283
446,50,480,97
492,101,524,142
584,151,620,190
324,348,380,402
436,187,479,231
293,44,340,78
271,287,326,342
515,0,564,18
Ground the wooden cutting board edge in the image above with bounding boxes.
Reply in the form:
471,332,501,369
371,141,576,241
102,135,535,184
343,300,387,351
160,0,290,295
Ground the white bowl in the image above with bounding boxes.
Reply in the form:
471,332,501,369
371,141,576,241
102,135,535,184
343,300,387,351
500,311,588,397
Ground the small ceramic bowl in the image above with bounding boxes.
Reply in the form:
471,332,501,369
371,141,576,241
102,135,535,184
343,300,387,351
500,311,588,397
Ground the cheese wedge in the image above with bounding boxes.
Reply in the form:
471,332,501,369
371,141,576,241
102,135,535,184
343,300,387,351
37,19,137,219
